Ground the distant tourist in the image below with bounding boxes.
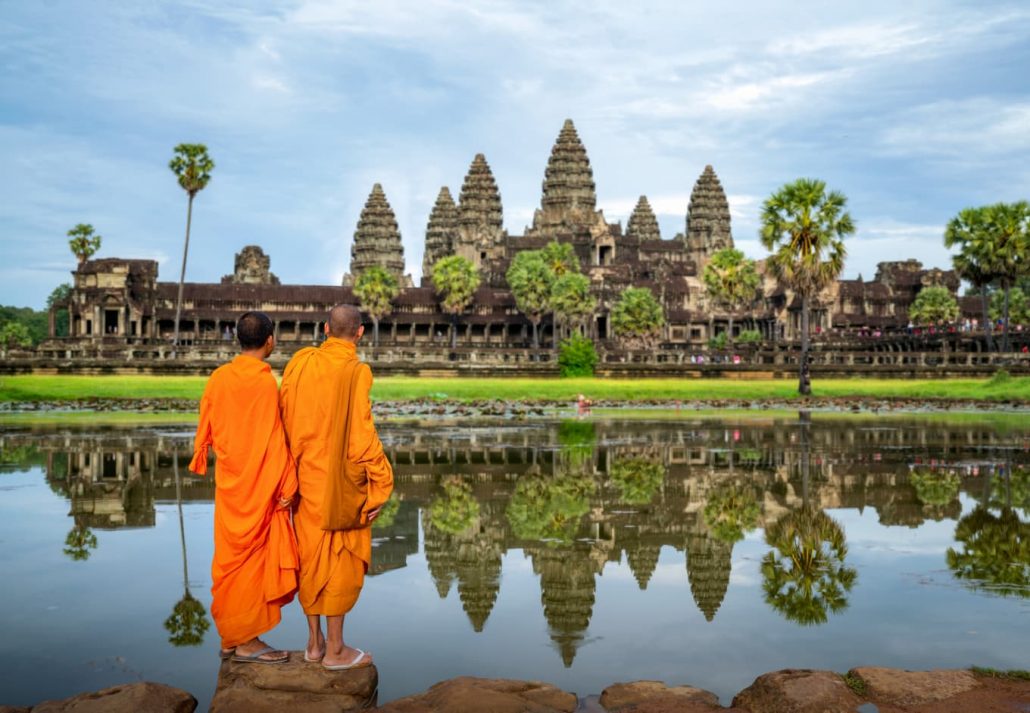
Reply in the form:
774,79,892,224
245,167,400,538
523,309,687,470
577,393,592,417
188,311,298,664
280,304,394,670
222,325,232,341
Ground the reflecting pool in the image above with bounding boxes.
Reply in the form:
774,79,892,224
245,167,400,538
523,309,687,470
0,414,1027,709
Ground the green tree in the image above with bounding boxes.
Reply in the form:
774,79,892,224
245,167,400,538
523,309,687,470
63,524,98,561
761,506,857,625
703,483,761,544
760,178,854,395
507,472,595,545
909,286,959,326
431,255,481,349
67,223,102,265
609,457,665,505
169,143,215,357
48,283,72,337
550,272,595,341
371,493,401,530
989,287,1030,326
164,592,210,647
910,470,961,507
984,201,1030,352
945,206,999,351
0,322,32,351
946,506,1028,598
558,332,597,377
702,247,761,341
610,286,665,349
429,477,480,536
506,250,553,349
353,265,399,347
541,241,579,277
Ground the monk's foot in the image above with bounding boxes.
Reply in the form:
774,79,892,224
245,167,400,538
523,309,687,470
304,633,326,663
232,638,289,664
322,645,372,670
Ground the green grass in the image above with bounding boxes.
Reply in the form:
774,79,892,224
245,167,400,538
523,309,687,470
971,667,1030,681
2,374,1030,403
840,672,867,696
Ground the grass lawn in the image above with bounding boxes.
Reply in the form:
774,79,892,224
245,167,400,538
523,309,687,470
1,374,1029,403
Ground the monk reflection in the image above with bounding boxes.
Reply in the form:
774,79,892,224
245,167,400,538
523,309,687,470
189,311,299,663
280,304,394,670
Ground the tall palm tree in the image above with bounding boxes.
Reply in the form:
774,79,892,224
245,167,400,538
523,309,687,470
431,255,481,349
550,272,595,344
169,144,214,358
945,206,998,351
67,223,102,266
506,250,553,349
702,247,761,341
760,178,854,395
353,265,399,347
164,448,210,646
984,201,1030,352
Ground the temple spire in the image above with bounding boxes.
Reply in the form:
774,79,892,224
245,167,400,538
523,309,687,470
347,183,406,285
423,186,458,279
625,196,661,243
530,118,601,235
456,154,505,271
683,165,733,257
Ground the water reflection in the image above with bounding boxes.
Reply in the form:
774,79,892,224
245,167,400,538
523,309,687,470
2,416,1028,669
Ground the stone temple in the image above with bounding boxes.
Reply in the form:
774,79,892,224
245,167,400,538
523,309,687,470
44,118,969,362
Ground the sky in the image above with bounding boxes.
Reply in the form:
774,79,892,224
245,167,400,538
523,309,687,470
2,0,1029,309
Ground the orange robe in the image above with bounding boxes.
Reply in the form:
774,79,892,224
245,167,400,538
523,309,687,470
189,354,299,649
279,337,394,616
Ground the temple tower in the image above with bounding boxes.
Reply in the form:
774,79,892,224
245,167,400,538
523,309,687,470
222,245,279,285
528,119,609,239
422,186,459,281
685,530,732,622
683,165,733,259
625,196,662,243
456,154,505,271
346,183,407,286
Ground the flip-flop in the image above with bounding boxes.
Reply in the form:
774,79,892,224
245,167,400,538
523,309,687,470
322,648,372,671
231,646,289,664
219,648,235,661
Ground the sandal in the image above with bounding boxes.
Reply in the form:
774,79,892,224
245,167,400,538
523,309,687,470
231,646,289,664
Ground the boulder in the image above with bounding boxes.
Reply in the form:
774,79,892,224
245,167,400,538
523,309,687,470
375,677,577,713
30,683,196,713
732,669,863,713
848,667,981,707
0,707,32,713
210,652,378,712
599,681,723,711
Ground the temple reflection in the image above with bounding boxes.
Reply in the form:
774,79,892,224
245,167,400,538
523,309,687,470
2,417,1027,665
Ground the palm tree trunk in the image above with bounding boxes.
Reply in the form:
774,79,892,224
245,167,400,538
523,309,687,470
799,296,812,395
173,448,190,595
450,313,457,350
531,319,539,350
728,316,734,345
171,193,194,359
1002,285,1011,353
800,410,811,508
981,290,993,352
373,317,380,348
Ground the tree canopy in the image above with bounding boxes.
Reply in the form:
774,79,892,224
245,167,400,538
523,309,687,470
550,272,595,335
353,265,399,346
506,250,553,348
702,247,761,315
67,223,102,265
169,144,215,197
610,287,664,348
909,286,959,326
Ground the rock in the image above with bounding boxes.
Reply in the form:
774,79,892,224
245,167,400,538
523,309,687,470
599,681,722,712
210,652,377,713
0,706,32,713
376,676,577,713
849,666,981,707
31,682,196,713
732,669,863,713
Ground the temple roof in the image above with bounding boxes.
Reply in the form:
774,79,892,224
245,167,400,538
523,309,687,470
625,196,662,243
532,119,598,234
423,186,459,278
684,165,733,257
458,154,504,234
350,183,406,282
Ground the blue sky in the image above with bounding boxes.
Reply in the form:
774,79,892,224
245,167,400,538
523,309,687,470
2,0,1029,309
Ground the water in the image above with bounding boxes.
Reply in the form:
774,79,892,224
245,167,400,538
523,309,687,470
0,415,1027,710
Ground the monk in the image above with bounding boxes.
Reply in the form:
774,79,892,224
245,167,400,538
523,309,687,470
280,304,393,670
189,311,298,664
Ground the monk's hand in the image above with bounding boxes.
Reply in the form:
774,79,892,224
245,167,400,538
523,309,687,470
276,495,294,510
366,506,383,523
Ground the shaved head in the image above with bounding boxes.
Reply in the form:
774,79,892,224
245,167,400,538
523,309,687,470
328,304,362,339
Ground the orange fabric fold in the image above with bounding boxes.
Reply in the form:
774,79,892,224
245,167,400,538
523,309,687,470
280,338,394,616
190,354,299,648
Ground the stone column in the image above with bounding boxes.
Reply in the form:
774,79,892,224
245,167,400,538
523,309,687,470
48,307,56,338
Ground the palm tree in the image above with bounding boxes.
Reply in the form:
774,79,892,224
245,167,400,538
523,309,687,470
164,448,210,646
169,143,215,358
984,201,1030,352
760,179,854,395
945,206,998,351
541,241,579,277
431,255,481,349
550,273,595,343
506,250,553,349
610,287,665,349
702,247,761,341
353,265,399,347
63,523,98,561
946,506,1028,598
67,224,102,266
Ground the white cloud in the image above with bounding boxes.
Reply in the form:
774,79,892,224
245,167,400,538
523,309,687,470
880,99,1030,158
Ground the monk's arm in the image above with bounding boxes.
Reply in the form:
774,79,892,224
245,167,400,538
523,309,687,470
188,382,214,476
353,365,394,515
